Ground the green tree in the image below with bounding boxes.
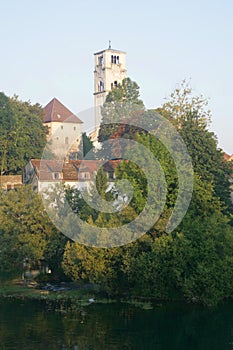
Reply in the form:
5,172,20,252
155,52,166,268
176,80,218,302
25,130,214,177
98,77,145,144
156,80,232,212
82,132,93,158
0,93,47,176
172,213,233,305
105,77,144,107
157,79,211,128
0,92,17,180
179,111,232,210
0,186,67,274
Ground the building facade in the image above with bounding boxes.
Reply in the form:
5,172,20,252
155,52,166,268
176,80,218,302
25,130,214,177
43,98,83,159
23,159,121,193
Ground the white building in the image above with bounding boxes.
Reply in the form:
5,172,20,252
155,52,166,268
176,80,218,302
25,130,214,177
23,159,121,193
43,98,83,159
93,44,127,129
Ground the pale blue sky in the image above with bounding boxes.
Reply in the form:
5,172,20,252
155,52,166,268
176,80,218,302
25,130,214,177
1,0,233,153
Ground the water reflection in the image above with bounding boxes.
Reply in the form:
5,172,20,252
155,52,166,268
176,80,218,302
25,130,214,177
0,299,233,349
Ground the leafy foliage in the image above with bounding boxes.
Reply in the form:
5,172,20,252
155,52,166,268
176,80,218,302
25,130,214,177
0,187,67,275
0,93,47,175
61,79,233,305
82,132,93,158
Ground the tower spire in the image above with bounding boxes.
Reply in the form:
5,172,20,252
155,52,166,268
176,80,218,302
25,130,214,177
108,40,111,49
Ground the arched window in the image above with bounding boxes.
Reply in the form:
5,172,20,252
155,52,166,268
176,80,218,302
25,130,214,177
111,55,119,64
99,81,104,92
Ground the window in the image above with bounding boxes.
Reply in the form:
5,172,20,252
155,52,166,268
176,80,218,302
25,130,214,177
80,172,90,180
99,81,104,92
65,137,69,145
111,81,118,89
108,171,115,180
61,125,63,130
98,56,103,65
53,173,60,180
74,126,76,131
111,55,120,64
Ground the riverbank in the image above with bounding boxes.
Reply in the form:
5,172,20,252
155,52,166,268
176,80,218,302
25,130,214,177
0,279,102,306
0,278,159,311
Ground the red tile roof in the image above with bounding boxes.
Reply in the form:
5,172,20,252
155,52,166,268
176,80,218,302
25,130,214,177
31,159,64,181
43,98,83,124
224,153,233,161
30,159,122,182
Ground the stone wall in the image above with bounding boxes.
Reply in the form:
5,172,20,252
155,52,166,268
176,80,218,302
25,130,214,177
0,175,22,190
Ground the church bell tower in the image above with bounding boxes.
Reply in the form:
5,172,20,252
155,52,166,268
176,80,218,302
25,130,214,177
93,42,127,128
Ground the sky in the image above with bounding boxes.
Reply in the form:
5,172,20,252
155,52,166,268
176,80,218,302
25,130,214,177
1,0,233,153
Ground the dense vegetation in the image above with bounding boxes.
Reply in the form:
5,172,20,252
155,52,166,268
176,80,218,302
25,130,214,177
0,82,233,306
0,92,47,175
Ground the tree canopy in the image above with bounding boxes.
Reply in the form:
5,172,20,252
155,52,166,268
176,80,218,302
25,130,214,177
0,92,47,176
62,79,233,305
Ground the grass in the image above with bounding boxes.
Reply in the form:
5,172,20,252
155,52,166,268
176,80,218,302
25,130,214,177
0,278,126,313
0,274,156,311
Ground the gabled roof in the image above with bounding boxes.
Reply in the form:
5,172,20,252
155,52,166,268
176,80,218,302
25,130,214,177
103,159,122,172
30,159,64,181
43,98,83,124
74,160,103,173
29,159,123,182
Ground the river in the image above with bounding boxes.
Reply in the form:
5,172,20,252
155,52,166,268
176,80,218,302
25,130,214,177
0,299,233,349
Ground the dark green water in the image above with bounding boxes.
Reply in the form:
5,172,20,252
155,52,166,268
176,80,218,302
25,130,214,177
0,299,233,349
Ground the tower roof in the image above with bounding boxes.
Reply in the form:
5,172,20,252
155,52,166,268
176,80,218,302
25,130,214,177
43,98,83,124
94,48,126,55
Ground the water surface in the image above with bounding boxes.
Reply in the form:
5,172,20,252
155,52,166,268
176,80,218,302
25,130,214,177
0,299,233,349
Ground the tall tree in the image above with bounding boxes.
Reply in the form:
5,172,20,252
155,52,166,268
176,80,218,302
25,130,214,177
105,77,144,107
0,93,47,176
82,132,93,158
157,80,232,212
98,77,145,144
0,186,67,274
0,92,17,180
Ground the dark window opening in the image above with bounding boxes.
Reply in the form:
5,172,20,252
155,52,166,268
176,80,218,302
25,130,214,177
111,55,120,64
98,56,103,65
99,81,104,92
